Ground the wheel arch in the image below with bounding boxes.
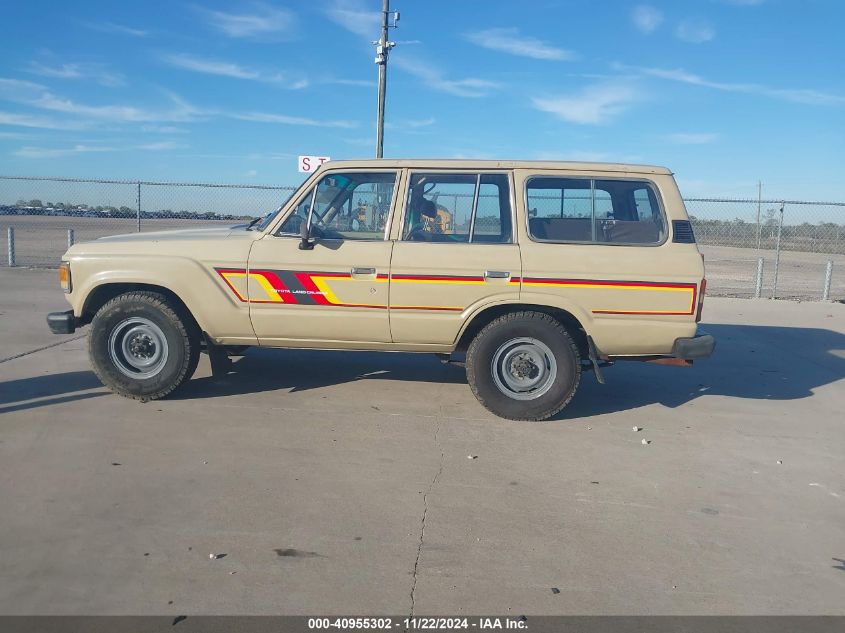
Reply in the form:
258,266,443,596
80,282,202,336
455,302,590,358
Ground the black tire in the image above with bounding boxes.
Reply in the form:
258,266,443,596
466,311,581,421
88,291,201,401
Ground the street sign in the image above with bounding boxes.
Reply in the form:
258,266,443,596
298,156,331,173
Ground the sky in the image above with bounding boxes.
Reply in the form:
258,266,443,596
1,0,844,202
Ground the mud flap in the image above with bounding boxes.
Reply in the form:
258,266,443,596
587,336,606,385
203,333,233,378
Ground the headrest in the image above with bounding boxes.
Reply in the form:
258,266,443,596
419,198,437,218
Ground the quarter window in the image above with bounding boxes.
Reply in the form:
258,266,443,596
403,173,512,243
278,172,396,240
526,177,665,244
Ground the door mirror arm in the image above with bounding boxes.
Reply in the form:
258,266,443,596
299,218,316,250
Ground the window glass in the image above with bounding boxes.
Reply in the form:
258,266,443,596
473,175,512,242
403,173,511,243
594,179,664,244
278,172,396,240
526,177,664,244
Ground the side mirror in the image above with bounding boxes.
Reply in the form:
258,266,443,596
298,217,315,250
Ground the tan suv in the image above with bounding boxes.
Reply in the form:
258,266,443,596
47,160,713,420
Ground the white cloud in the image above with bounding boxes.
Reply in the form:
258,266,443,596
140,125,189,134
162,54,307,88
666,132,719,144
466,27,576,61
324,0,381,37
231,112,357,128
0,77,208,123
15,140,187,158
532,82,640,124
632,6,664,34
136,140,187,151
0,77,360,130
393,57,500,97
15,144,117,158
26,61,125,87
199,5,295,39
407,117,435,128
675,19,715,43
624,64,845,105
0,110,84,130
385,117,435,131
82,21,149,37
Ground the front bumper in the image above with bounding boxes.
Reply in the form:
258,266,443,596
47,310,77,334
671,332,715,360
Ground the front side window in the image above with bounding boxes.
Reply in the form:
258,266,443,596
526,177,665,245
278,172,396,240
403,173,512,243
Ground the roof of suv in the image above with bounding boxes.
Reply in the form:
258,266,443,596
321,159,672,175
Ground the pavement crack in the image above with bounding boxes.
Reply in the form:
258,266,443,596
0,334,86,364
408,413,444,622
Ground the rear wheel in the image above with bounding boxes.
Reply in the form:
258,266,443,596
89,291,200,401
466,311,581,421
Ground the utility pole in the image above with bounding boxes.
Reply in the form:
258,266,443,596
373,0,399,158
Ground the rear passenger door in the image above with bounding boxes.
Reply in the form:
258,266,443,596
388,171,522,345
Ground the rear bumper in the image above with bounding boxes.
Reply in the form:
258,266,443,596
671,332,715,360
47,310,77,334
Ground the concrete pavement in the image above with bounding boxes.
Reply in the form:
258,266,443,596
0,268,843,615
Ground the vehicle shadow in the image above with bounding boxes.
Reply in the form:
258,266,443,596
172,323,845,421
172,347,468,400
3,323,843,419
0,370,106,414
558,322,845,419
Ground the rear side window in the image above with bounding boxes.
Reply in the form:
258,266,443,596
526,177,666,245
403,173,512,243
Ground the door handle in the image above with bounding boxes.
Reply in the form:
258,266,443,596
351,267,377,275
484,270,510,279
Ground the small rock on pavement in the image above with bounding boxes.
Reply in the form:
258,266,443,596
642,439,651,445
467,455,478,459
776,460,783,465
632,426,642,432
209,553,227,560
551,587,561,594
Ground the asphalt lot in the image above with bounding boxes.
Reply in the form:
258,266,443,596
1,267,844,615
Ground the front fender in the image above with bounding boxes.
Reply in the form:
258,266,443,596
66,254,255,342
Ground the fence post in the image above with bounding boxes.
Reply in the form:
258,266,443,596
755,257,764,298
7,226,14,267
67,228,74,249
771,203,784,299
137,181,142,232
822,261,833,301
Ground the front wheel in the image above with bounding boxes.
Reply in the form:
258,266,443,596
88,291,200,401
466,311,581,421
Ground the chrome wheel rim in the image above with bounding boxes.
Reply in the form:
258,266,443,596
108,317,169,379
491,337,557,401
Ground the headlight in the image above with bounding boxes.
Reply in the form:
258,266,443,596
58,261,72,293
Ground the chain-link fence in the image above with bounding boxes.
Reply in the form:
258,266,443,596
1,175,843,301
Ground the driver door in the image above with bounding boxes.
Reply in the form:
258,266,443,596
246,170,398,345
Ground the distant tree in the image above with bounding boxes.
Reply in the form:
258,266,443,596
29,199,43,207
